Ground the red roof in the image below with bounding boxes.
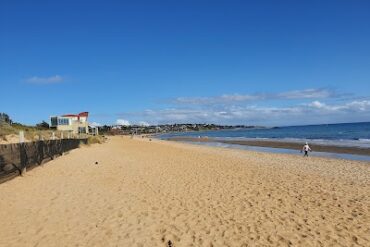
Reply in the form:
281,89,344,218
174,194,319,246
62,112,89,119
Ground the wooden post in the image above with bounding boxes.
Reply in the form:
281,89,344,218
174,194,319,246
61,132,64,155
19,131,26,175
19,131,24,143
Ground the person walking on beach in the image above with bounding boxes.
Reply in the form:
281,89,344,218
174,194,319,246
301,142,312,157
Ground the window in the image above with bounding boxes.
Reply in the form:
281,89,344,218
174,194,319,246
57,118,69,125
51,117,58,126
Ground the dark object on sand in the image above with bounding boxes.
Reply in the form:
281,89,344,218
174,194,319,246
168,240,173,247
95,161,98,165
149,139,152,141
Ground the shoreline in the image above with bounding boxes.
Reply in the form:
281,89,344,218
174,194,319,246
167,136,370,157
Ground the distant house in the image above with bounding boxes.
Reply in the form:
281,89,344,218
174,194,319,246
50,112,89,134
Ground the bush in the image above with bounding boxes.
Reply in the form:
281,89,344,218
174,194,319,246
36,121,50,130
0,113,12,124
86,136,104,145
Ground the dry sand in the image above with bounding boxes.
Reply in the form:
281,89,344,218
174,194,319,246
0,136,369,247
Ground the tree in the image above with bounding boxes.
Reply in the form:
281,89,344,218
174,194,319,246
36,121,50,129
0,113,12,124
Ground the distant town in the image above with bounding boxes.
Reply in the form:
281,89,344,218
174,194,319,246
102,123,263,135
1,112,263,137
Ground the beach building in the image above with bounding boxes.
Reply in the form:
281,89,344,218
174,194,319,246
89,125,99,136
50,112,89,134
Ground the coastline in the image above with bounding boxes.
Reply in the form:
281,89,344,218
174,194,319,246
167,136,370,157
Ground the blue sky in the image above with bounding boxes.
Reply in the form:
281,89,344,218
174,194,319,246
1,0,370,126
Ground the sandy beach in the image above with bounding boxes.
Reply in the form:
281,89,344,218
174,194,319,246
0,136,369,247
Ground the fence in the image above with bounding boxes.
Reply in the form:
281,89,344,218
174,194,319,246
0,138,87,183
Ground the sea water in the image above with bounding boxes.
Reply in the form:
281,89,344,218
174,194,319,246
159,122,370,161
160,122,370,148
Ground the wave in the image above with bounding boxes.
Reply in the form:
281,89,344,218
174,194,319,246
211,137,370,148
180,139,370,162
160,122,370,148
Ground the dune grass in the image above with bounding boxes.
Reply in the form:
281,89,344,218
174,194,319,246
86,135,106,145
0,123,85,143
0,123,18,140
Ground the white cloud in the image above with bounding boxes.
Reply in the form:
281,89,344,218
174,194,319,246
172,88,339,105
113,88,367,126
346,100,370,111
277,88,335,99
122,99,370,126
90,122,102,127
116,119,130,126
138,121,150,127
25,75,64,84
307,100,370,112
308,100,326,109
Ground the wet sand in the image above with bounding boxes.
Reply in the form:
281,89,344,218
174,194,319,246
168,136,370,156
0,136,369,246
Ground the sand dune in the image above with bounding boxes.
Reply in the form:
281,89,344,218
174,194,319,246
0,136,369,246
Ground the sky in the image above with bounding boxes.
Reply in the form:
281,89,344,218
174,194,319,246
1,0,370,126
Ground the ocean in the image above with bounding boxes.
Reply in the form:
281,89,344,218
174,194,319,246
160,122,370,147
159,122,370,161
